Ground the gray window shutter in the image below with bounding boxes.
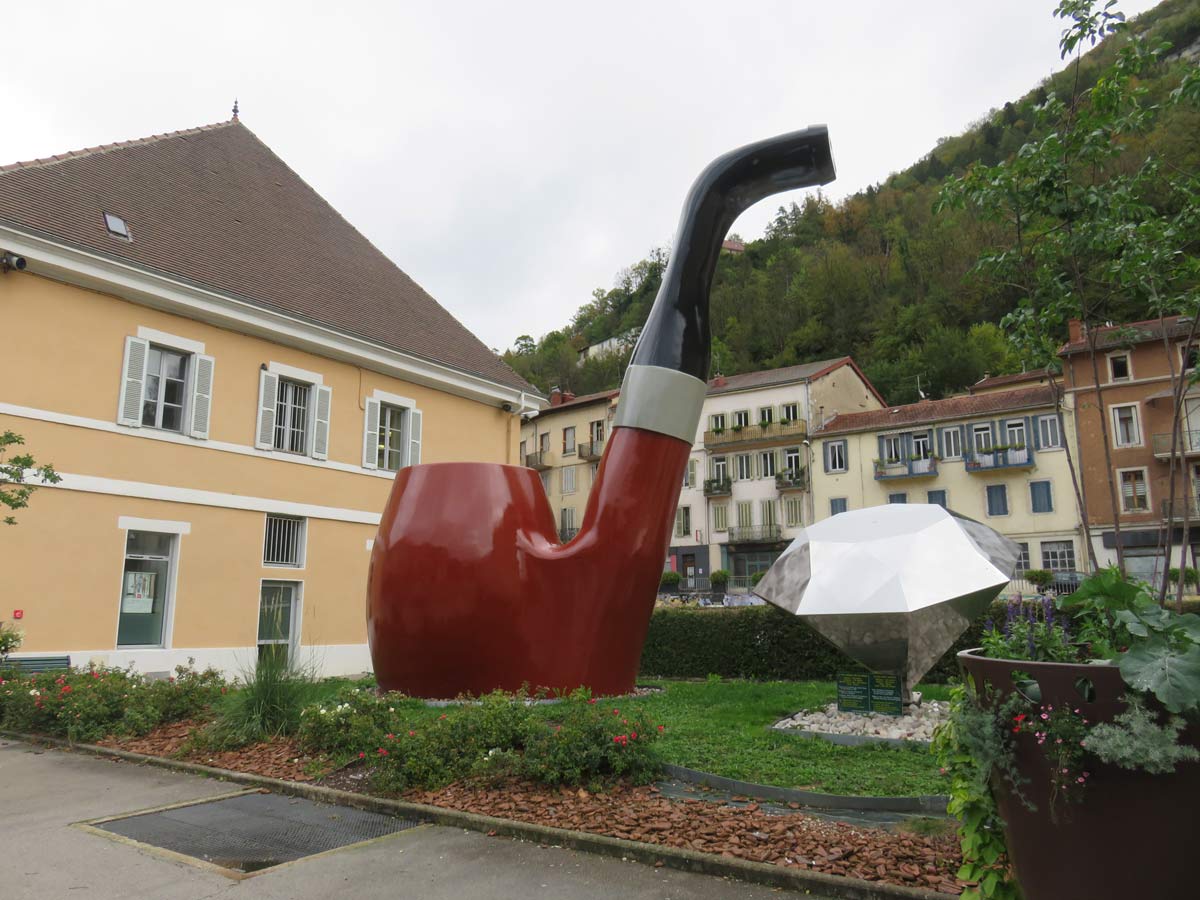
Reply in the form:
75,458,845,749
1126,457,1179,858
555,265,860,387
118,336,150,426
189,354,215,439
311,385,332,460
406,408,422,467
255,370,279,449
362,398,381,469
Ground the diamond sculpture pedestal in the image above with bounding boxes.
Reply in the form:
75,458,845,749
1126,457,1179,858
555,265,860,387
753,504,1019,697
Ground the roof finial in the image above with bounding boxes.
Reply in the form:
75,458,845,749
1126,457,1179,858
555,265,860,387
232,98,239,120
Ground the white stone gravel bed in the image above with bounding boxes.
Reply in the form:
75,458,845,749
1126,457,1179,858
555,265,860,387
774,701,949,743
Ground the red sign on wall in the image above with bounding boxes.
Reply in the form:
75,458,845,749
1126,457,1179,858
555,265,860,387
12,610,23,619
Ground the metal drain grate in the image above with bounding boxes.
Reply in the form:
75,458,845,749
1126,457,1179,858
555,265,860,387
94,791,421,873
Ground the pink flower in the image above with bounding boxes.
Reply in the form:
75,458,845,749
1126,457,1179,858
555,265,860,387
630,732,637,740
1062,768,1069,774
378,748,388,756
439,713,447,720
1077,777,1084,783
587,698,597,705
657,725,664,732
386,733,395,740
408,730,416,737
358,752,366,759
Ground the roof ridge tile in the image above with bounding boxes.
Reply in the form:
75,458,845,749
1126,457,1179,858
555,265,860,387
0,119,237,174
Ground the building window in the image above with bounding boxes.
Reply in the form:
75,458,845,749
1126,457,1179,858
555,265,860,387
942,427,963,459
263,514,306,567
759,406,774,426
590,420,604,443
784,496,803,527
761,500,777,526
912,432,932,459
540,471,551,494
1030,481,1054,514
782,402,799,423
712,456,728,482
1007,420,1027,449
590,462,599,483
1109,353,1131,382
733,410,751,428
784,446,802,474
736,501,753,527
258,581,299,665
519,439,527,460
1111,404,1142,448
683,458,697,488
710,413,726,431
1183,343,1199,371
117,531,175,648
712,504,728,532
675,506,692,538
1119,468,1149,512
830,498,848,516
986,484,1009,516
560,507,576,538
141,346,189,432
1041,541,1076,573
562,465,577,494
539,432,550,454
1016,542,1030,573
888,492,907,504
759,450,777,478
883,435,903,463
377,404,406,471
1038,415,1061,449
104,212,131,239
825,440,847,473
927,489,947,508
563,426,576,455
973,425,994,454
275,378,311,454
735,453,753,480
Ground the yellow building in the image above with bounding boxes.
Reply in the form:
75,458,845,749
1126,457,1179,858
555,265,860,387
0,119,538,676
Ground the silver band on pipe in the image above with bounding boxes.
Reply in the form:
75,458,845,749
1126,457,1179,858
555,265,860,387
612,364,707,444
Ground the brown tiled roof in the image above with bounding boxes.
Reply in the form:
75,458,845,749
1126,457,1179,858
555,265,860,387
969,370,1054,392
707,356,885,405
1059,316,1192,356
0,119,532,392
530,389,619,419
818,385,1059,436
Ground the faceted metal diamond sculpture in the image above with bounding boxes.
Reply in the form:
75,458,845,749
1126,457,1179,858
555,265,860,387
753,504,1019,697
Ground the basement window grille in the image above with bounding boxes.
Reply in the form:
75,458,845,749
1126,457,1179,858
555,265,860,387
264,514,306,567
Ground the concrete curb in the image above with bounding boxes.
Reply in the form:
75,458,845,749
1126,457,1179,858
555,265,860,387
1,732,950,900
662,764,949,815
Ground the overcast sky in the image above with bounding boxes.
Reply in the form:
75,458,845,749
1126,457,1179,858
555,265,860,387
3,0,1162,354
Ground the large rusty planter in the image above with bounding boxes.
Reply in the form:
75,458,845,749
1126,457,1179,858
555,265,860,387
958,650,1200,900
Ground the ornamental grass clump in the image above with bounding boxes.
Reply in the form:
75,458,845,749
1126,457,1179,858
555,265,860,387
201,647,321,749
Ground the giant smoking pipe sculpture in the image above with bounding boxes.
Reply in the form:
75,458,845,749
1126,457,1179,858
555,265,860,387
368,127,836,697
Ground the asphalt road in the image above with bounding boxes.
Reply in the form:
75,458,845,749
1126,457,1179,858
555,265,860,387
0,738,802,900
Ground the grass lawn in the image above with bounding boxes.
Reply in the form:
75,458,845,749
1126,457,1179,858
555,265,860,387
632,679,950,797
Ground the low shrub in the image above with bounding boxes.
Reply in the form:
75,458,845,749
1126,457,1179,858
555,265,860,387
660,571,682,589
297,685,436,759
520,695,662,788
0,662,224,743
201,649,321,749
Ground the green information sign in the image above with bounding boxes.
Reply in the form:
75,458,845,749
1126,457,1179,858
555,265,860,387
837,672,904,716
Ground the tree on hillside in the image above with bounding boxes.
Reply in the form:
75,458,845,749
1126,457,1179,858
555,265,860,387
1,431,60,526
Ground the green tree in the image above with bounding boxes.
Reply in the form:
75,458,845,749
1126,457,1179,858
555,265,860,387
0,431,60,525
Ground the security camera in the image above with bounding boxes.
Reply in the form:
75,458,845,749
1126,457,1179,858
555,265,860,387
501,402,514,412
1,253,27,272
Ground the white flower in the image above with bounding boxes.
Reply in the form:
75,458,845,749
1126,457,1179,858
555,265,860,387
29,689,40,696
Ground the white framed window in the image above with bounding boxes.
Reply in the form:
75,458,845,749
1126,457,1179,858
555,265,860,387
1006,420,1027,448
758,406,774,426
710,413,727,432
784,446,802,474
589,419,604,443
539,432,550,454
942,427,963,459
712,504,728,532
735,453,753,480
1037,415,1061,449
257,365,332,461
1015,542,1030,573
912,432,931,459
883,435,903,463
759,450,778,478
1108,352,1131,382
712,456,728,482
733,410,751,428
1111,404,1142,448
973,425,994,454
1041,541,1076,572
540,471,551,494
825,440,847,473
562,465,577,494
117,333,215,440
784,495,803,527
781,402,799,423
363,391,422,471
760,499,777,526
986,484,1009,517
736,501,753,527
263,514,306,567
675,506,692,538
682,458,698,488
563,426,576,455
117,530,178,649
1119,467,1149,512
560,507,576,537
258,581,301,666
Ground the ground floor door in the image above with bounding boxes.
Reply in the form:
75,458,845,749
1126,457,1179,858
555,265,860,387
258,582,299,666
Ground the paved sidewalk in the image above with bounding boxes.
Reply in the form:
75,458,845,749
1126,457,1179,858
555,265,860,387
0,738,802,900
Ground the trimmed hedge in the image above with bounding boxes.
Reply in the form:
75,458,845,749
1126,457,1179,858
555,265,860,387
637,597,1200,683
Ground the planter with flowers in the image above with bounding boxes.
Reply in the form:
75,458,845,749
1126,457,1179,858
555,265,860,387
933,570,1200,900
0,620,22,664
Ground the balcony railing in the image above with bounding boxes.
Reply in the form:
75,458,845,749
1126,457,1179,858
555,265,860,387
703,477,733,496
727,524,783,544
775,468,808,491
578,439,604,461
1161,498,1200,520
524,450,552,470
559,527,579,542
703,419,807,448
873,456,938,480
965,446,1034,472
1152,431,1200,458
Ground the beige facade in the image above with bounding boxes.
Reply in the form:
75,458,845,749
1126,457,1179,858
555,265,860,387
0,269,531,676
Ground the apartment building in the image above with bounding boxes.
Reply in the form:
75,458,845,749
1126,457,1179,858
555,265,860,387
811,377,1082,583
671,358,884,583
518,389,618,539
0,118,537,676
1059,316,1200,582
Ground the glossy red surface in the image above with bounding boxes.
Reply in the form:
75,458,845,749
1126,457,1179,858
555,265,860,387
367,427,690,697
